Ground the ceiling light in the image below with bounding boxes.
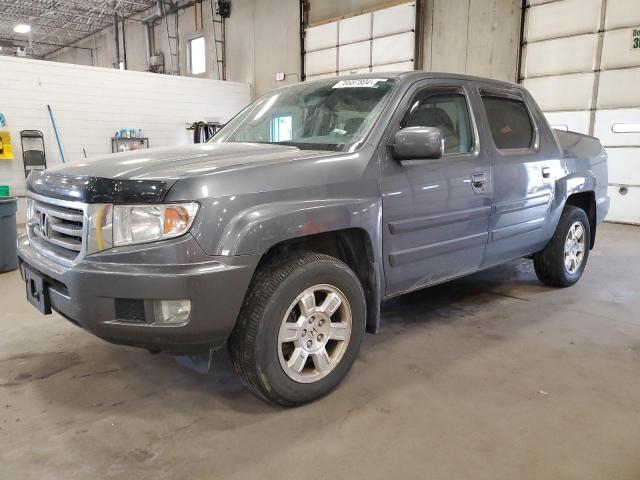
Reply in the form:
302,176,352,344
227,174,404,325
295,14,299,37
13,24,31,34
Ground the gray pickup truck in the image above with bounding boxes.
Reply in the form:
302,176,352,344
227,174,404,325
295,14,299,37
18,72,609,405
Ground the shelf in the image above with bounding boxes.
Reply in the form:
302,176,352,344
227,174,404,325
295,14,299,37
111,137,149,141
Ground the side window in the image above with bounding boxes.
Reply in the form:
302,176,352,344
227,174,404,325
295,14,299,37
401,92,473,154
481,95,534,150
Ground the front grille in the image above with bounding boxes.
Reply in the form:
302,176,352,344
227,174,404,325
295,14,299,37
27,193,87,264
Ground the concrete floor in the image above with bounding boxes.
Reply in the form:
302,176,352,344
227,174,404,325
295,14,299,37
1,222,639,479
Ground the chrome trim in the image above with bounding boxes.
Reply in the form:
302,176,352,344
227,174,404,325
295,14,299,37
33,203,83,223
27,191,86,210
26,192,89,266
51,223,83,237
33,227,82,251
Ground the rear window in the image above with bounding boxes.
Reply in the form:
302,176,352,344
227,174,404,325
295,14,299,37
481,95,534,150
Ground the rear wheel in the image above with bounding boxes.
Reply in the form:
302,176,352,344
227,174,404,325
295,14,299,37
229,252,366,406
534,205,590,287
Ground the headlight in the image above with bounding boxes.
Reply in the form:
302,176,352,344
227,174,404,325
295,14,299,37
87,203,199,253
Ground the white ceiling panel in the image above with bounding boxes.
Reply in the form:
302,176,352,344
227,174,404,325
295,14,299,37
305,72,338,82
597,68,640,108
523,73,595,111
594,108,640,146
523,34,599,78
338,41,370,70
305,48,337,76
371,61,415,73
372,2,416,38
372,31,414,66
305,22,338,52
338,13,371,45
544,111,591,134
605,0,640,29
607,185,640,223
338,67,371,75
607,148,640,185
526,0,602,43
601,29,640,70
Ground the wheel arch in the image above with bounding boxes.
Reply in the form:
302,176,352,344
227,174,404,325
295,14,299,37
564,191,597,249
256,228,381,334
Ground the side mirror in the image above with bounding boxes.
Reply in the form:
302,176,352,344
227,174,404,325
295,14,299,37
391,126,444,160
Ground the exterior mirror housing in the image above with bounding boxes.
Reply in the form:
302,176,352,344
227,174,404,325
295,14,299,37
391,126,444,160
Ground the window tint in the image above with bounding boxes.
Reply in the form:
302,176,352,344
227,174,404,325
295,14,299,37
481,95,534,150
401,93,473,154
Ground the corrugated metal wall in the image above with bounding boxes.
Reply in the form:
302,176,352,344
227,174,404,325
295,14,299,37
521,0,640,224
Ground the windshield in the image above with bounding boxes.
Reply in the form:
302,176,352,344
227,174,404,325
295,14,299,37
212,77,398,152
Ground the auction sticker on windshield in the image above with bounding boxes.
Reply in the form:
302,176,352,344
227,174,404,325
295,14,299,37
333,79,387,88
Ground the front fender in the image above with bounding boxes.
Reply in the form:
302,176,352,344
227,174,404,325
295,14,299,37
215,197,382,256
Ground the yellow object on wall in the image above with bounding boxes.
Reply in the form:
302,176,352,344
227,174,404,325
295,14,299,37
0,131,14,160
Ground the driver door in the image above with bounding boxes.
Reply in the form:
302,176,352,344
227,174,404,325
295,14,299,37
379,81,492,296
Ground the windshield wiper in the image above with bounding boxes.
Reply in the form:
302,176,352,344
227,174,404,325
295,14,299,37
269,141,343,151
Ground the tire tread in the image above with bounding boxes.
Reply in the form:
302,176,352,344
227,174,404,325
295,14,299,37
229,252,352,405
533,205,590,288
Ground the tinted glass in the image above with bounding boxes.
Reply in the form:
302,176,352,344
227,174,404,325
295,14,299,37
481,95,534,150
213,78,398,152
401,93,473,154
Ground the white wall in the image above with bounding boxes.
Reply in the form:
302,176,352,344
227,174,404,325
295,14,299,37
0,55,250,221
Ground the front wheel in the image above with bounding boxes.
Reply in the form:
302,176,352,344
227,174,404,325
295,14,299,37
229,252,366,406
534,205,591,287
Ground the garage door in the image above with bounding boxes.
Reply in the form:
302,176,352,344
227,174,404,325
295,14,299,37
304,1,416,81
521,0,640,224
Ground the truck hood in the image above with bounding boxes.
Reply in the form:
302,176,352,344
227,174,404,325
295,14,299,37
28,142,340,203
46,142,334,181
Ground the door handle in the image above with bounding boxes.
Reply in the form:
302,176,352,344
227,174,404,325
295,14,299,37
542,167,551,179
470,173,486,192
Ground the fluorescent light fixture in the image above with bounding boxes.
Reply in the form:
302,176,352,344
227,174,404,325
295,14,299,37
14,24,31,34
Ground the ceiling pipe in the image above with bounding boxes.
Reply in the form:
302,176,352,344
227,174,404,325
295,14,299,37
114,9,121,68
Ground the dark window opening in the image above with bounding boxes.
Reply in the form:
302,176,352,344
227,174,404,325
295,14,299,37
481,95,534,150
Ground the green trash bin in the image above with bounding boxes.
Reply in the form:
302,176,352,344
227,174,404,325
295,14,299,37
0,196,18,273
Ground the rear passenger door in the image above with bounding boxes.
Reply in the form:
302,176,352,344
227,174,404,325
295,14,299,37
379,81,492,296
476,88,556,267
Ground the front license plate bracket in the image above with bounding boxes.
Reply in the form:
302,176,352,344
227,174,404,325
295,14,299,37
24,267,52,315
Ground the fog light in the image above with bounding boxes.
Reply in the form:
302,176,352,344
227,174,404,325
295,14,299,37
154,300,191,325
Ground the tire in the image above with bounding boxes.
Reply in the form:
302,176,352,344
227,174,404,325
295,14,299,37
229,252,366,406
534,205,591,288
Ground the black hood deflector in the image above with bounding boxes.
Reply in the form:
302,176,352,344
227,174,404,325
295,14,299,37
27,171,167,204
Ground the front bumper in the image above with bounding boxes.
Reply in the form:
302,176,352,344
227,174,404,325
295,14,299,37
17,233,260,353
